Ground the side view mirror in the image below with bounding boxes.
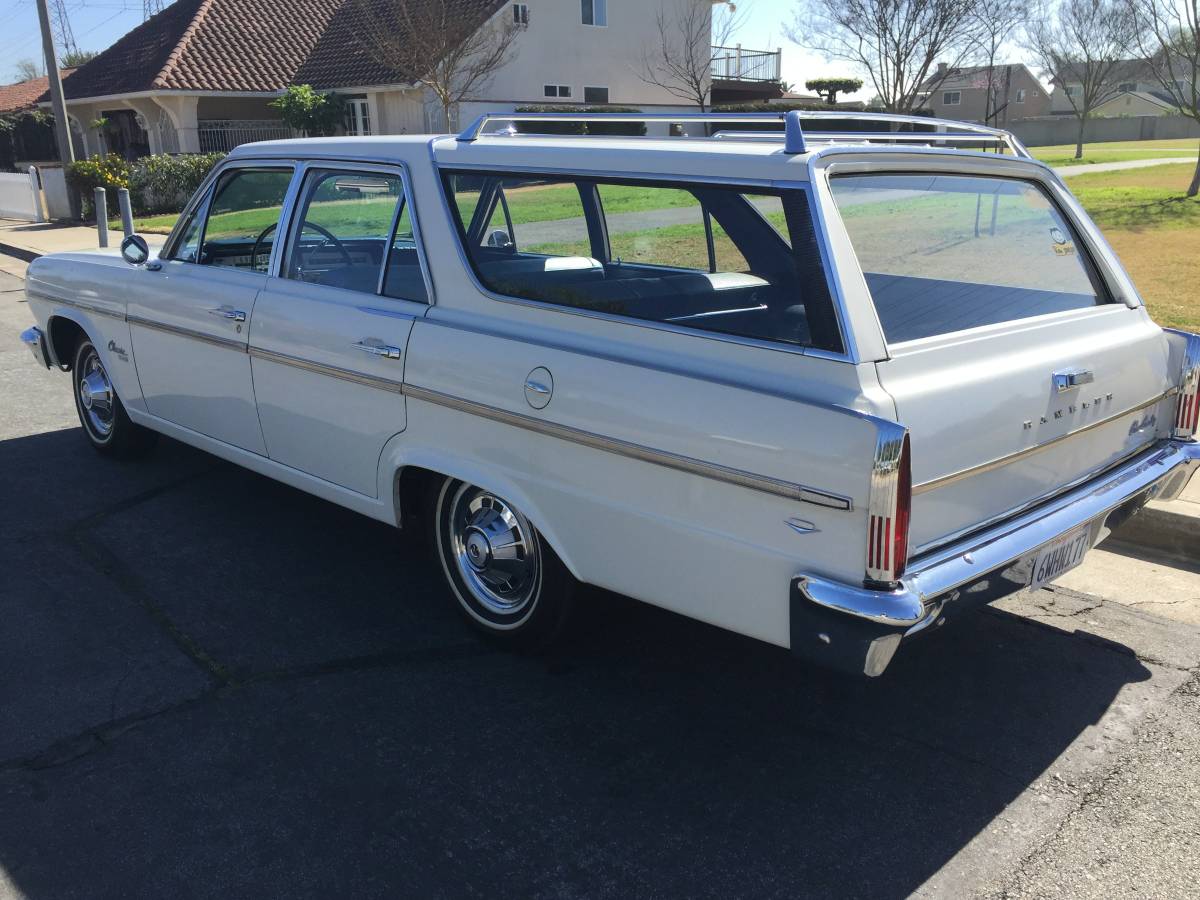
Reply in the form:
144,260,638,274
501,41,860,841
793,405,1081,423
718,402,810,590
485,228,514,250
120,233,150,266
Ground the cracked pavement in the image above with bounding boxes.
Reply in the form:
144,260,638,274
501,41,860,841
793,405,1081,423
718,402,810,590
3,262,1200,898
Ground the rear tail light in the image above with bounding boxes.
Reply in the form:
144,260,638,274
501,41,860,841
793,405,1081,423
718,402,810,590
1167,328,1200,441
866,425,911,586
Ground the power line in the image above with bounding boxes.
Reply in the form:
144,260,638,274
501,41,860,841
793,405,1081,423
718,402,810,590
144,0,162,17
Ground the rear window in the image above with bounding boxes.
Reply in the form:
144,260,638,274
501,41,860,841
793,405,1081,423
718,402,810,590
830,174,1109,344
441,171,844,353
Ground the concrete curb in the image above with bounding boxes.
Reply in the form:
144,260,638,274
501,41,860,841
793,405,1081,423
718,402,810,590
0,242,41,263
1111,501,1200,565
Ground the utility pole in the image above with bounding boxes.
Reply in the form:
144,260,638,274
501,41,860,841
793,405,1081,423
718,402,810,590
35,0,78,216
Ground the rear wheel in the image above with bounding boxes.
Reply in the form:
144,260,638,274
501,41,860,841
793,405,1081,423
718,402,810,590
72,339,156,457
432,478,576,649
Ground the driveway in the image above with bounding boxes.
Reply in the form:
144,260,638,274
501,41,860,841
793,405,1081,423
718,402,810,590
2,265,1199,898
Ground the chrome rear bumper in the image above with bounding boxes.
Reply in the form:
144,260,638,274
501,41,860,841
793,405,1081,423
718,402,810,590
19,326,51,369
791,439,1200,676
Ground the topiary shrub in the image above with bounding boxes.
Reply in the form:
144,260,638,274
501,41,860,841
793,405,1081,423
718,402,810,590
66,154,132,219
130,151,225,214
513,105,647,136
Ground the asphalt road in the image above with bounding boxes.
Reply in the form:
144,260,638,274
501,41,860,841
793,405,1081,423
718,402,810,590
2,264,1199,899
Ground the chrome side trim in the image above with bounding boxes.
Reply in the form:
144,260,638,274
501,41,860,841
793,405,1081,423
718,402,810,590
34,292,126,321
126,315,244,351
912,391,1171,495
403,383,853,509
249,347,405,393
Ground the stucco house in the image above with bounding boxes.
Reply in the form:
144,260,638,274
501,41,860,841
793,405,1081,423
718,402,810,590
45,0,753,158
915,63,1050,125
1049,58,1190,117
0,69,75,170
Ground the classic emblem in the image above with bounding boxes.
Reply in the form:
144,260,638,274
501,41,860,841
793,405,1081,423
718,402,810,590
106,339,129,362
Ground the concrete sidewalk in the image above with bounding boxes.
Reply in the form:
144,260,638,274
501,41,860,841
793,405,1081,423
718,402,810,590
0,218,162,260
1054,157,1195,177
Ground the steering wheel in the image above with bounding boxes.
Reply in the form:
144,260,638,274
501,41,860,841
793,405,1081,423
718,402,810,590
250,221,353,272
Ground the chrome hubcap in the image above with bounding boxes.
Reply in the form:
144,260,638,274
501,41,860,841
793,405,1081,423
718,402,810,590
78,350,114,437
448,485,540,616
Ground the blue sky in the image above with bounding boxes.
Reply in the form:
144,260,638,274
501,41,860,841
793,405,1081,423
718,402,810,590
0,0,889,95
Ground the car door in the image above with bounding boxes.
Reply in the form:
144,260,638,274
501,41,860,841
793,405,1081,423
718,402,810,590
248,163,432,497
126,162,295,454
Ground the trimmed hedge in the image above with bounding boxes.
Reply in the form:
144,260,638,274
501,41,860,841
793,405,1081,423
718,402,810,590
132,152,225,215
514,105,647,136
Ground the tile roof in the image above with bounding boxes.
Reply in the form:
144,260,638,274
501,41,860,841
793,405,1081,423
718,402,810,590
0,70,75,115
59,0,342,100
53,0,509,101
293,0,507,89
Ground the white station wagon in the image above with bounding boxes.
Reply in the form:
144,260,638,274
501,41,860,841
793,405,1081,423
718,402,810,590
19,112,1200,676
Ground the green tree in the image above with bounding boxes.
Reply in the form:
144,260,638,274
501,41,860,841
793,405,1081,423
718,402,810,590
270,85,345,136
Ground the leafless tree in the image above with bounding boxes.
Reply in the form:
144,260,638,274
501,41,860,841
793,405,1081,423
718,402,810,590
969,0,1029,126
355,0,521,131
1126,0,1200,195
787,0,982,113
1027,0,1136,159
637,0,747,111
15,58,43,82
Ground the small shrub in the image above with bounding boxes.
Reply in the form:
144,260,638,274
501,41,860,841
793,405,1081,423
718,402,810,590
130,151,225,214
66,154,132,218
513,105,647,136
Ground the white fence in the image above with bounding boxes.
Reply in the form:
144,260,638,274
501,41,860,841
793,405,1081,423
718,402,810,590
0,169,44,222
39,166,72,220
198,119,295,152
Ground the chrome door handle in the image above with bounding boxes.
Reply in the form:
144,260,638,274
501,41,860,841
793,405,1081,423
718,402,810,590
208,306,247,322
1053,370,1095,393
354,339,402,360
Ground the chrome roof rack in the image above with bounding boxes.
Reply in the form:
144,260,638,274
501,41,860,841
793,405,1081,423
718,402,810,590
455,110,1031,158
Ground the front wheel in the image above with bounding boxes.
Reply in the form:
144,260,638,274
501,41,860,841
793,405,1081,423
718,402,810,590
72,339,156,457
432,478,576,649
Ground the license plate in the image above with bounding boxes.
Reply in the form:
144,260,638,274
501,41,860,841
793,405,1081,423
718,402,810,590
1030,524,1093,591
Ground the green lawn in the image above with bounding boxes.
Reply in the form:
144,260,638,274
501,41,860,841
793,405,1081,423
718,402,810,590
1030,138,1199,168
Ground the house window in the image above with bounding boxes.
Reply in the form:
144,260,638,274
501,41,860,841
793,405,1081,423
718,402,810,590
942,91,961,106
583,86,609,104
1064,85,1078,96
1118,82,1137,92
344,97,371,136
1015,88,1026,103
543,84,572,98
512,3,529,25
582,0,606,26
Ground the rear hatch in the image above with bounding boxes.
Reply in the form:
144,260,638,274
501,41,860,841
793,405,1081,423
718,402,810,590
828,170,1173,552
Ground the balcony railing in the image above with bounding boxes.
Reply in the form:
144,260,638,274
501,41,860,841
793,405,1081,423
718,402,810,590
711,45,782,83
198,119,295,153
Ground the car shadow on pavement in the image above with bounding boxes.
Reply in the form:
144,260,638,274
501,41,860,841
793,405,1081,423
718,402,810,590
0,428,1151,899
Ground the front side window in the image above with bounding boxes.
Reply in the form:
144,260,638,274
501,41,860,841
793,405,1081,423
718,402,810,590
582,0,606,26
284,168,426,302
441,171,842,352
830,173,1109,344
174,167,292,270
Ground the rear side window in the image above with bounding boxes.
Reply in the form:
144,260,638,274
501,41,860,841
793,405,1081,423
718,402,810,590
441,171,842,353
830,174,1108,344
